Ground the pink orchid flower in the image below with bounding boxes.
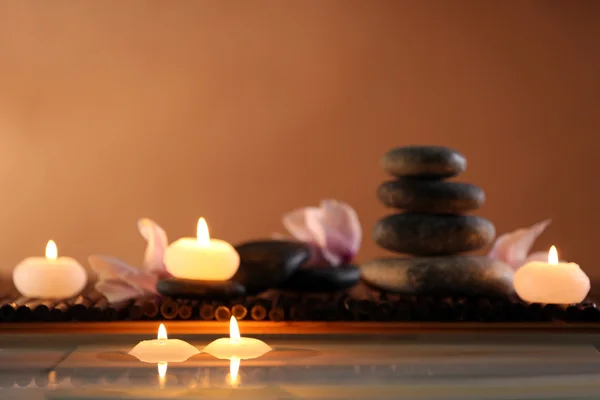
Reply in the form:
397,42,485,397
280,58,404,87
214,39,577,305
282,199,362,267
90,218,170,304
488,219,551,270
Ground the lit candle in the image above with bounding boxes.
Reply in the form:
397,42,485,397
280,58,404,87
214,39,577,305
13,240,87,299
514,245,590,304
163,218,240,280
203,317,272,360
129,324,200,363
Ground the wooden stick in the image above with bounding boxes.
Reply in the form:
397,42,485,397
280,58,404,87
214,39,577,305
214,305,231,322
199,302,215,321
159,299,178,319
12,297,34,322
178,303,193,320
143,300,159,319
231,304,248,320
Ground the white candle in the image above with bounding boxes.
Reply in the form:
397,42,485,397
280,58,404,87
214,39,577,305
164,218,240,280
203,316,272,360
13,240,87,299
514,245,590,304
129,324,200,363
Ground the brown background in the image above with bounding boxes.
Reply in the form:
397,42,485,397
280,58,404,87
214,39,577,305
0,2,599,284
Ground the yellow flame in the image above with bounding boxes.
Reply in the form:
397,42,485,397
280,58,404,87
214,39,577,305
158,323,168,340
230,316,241,341
45,240,58,260
548,245,559,265
197,217,210,246
229,357,240,386
158,362,167,388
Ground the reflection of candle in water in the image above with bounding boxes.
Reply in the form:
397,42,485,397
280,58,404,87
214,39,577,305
158,362,167,389
203,317,271,360
227,357,241,387
129,324,199,363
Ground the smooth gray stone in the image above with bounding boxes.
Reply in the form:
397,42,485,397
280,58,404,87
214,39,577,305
360,256,514,296
279,265,360,292
381,146,466,178
377,178,485,213
157,278,245,299
232,240,311,294
373,213,495,256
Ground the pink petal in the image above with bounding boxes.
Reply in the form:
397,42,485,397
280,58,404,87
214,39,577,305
89,255,158,296
488,219,551,269
137,218,169,277
95,280,143,304
319,200,362,257
282,207,320,243
305,207,350,266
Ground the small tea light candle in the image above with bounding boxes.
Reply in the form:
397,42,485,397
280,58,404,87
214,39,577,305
13,240,87,299
203,316,272,360
514,245,590,304
164,217,240,280
129,324,200,363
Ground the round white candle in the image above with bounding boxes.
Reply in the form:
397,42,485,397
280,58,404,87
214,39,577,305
514,245,590,304
13,240,87,299
164,218,240,280
129,324,200,363
203,317,272,360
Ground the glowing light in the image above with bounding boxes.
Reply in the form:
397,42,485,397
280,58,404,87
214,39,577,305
229,357,240,386
157,323,168,341
158,362,167,388
45,240,58,260
196,218,210,246
548,245,559,265
230,316,240,342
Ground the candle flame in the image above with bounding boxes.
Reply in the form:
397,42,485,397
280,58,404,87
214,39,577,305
548,245,559,265
45,240,58,260
158,362,167,387
157,323,168,340
230,316,241,341
197,217,210,246
229,357,240,385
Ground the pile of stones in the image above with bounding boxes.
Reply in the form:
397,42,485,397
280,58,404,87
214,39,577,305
361,146,514,297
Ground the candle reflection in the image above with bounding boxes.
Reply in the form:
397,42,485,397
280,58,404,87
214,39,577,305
227,357,241,387
158,362,167,388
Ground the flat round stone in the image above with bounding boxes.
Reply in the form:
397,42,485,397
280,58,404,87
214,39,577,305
373,213,495,256
279,265,360,292
232,240,311,294
360,256,514,297
156,278,245,299
377,178,484,213
382,146,466,178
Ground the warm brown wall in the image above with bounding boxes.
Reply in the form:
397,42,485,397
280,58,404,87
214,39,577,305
0,2,599,283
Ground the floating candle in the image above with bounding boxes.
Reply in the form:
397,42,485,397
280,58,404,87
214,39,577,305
13,240,87,299
129,324,199,363
514,245,590,304
164,218,240,280
203,317,272,360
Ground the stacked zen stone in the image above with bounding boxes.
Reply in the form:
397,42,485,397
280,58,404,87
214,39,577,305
361,146,514,297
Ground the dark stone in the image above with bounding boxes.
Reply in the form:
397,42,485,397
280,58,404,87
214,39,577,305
381,146,466,178
232,240,311,294
156,278,245,299
360,256,514,297
373,213,495,256
279,265,360,292
377,178,485,214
